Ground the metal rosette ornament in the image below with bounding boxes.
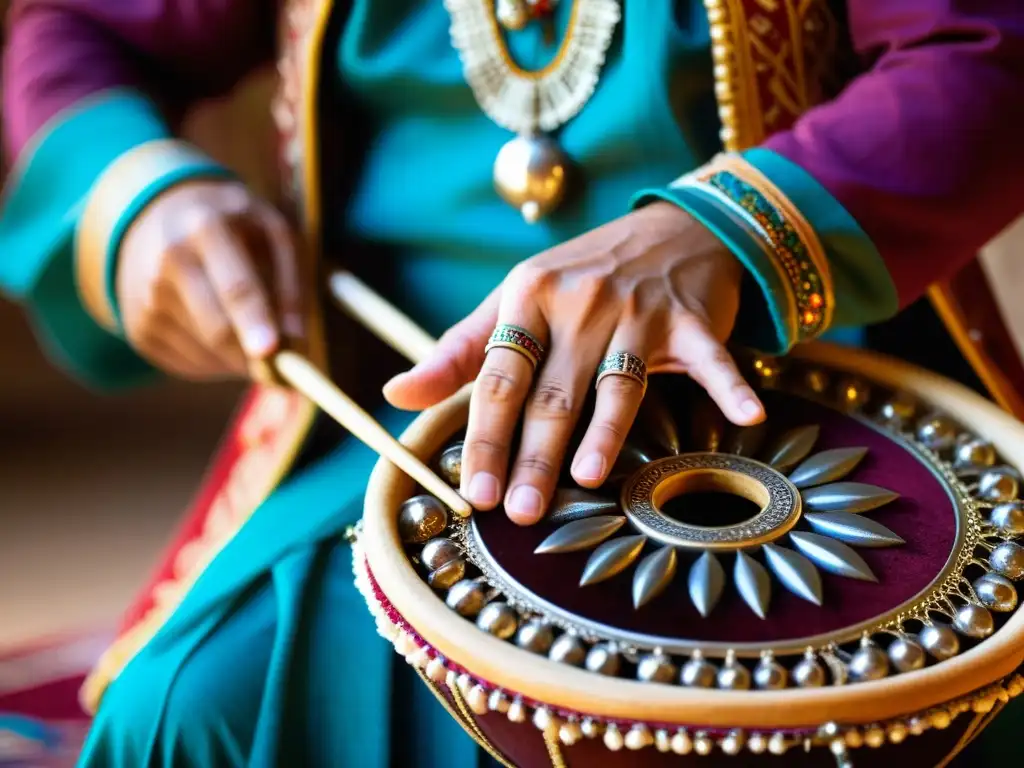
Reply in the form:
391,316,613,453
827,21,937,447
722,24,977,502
355,344,1024,767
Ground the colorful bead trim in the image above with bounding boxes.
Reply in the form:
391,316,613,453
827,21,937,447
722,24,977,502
703,170,829,342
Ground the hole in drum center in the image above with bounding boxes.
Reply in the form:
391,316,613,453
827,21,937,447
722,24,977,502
654,468,767,529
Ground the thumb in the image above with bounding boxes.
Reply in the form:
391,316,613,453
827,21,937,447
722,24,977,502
384,290,500,410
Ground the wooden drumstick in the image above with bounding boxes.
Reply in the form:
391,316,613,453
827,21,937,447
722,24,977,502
329,270,436,365
272,350,472,518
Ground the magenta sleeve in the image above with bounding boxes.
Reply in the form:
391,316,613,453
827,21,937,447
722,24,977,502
762,0,1024,308
3,0,276,162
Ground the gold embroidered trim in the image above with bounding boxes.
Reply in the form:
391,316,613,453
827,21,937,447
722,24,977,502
75,139,219,332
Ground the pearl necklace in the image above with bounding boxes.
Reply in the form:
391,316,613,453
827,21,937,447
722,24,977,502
444,0,622,222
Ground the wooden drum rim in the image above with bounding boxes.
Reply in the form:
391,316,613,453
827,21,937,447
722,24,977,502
361,343,1024,729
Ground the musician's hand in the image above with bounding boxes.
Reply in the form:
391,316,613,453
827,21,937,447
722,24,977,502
116,179,303,380
383,201,764,524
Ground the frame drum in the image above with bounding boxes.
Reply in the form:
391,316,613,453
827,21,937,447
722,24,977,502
357,345,1024,767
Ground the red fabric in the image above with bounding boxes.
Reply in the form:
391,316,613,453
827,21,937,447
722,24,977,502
473,390,956,645
117,389,257,634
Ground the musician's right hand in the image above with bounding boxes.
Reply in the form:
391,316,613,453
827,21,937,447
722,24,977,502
116,180,303,380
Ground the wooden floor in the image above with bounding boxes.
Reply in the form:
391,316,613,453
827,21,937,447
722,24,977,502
0,299,242,648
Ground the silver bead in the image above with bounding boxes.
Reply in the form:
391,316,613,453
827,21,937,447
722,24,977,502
559,721,582,746
717,653,751,690
585,643,621,676
917,415,958,451
604,724,624,751
476,602,518,639
507,698,527,723
991,502,1024,537
975,572,1019,612
421,537,461,570
849,641,889,682
548,634,586,666
864,726,886,748
879,394,916,429
581,718,602,738
488,690,510,713
920,624,960,660
693,732,714,756
437,442,463,486
953,603,995,639
493,134,569,223
747,733,767,754
990,541,1024,579
979,468,1020,502
888,637,926,673
427,558,466,589
637,651,677,684
680,654,717,688
467,685,489,715
532,707,554,731
768,732,788,755
954,438,997,470
398,495,448,543
445,579,486,617
792,651,826,687
515,619,554,655
753,656,788,690
654,729,671,753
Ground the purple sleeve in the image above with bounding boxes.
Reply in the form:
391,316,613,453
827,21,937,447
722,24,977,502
3,0,276,162
763,0,1024,308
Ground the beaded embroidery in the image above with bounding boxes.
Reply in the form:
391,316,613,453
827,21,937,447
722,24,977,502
703,170,828,341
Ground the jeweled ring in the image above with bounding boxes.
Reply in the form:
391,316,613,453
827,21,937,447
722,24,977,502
596,352,647,391
485,324,546,369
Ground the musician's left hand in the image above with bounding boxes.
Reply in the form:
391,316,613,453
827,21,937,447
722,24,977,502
383,202,765,525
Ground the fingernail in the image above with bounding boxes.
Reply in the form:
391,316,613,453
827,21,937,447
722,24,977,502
506,485,544,524
243,326,277,357
740,397,763,418
466,473,500,508
575,454,605,482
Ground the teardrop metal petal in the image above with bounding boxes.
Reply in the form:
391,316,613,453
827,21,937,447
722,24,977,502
632,546,677,609
734,551,772,619
802,482,900,514
688,552,725,617
580,535,647,586
546,488,621,525
765,425,820,471
535,515,627,554
726,421,768,457
805,512,905,548
608,443,654,484
690,396,727,453
762,544,823,605
788,447,868,489
636,392,680,456
789,531,877,582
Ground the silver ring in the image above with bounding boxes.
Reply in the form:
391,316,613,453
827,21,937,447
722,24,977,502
484,324,546,369
596,352,647,391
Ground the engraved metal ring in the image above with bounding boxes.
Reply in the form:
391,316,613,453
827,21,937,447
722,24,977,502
484,324,546,369
596,352,647,391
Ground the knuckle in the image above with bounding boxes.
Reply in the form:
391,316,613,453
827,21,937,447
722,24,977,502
591,419,628,444
464,436,508,461
516,453,559,478
477,367,522,404
601,374,642,398
508,262,550,295
219,279,262,307
529,380,575,419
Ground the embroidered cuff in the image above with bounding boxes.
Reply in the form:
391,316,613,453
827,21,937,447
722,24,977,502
76,139,231,333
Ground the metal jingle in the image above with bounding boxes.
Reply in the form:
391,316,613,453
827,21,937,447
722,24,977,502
916,415,958,451
990,541,1024,579
446,579,486,617
437,442,464,486
680,654,717,688
974,572,1019,612
516,619,555,655
398,495,449,543
848,641,890,682
888,637,926,673
953,603,995,639
585,642,621,676
421,537,461,570
476,602,519,639
427,558,466,589
717,654,752,690
549,634,587,666
954,438,997,470
991,502,1024,537
919,624,960,660
978,468,1020,503
792,652,826,688
637,651,678,684
753,656,788,690
878,394,916,429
